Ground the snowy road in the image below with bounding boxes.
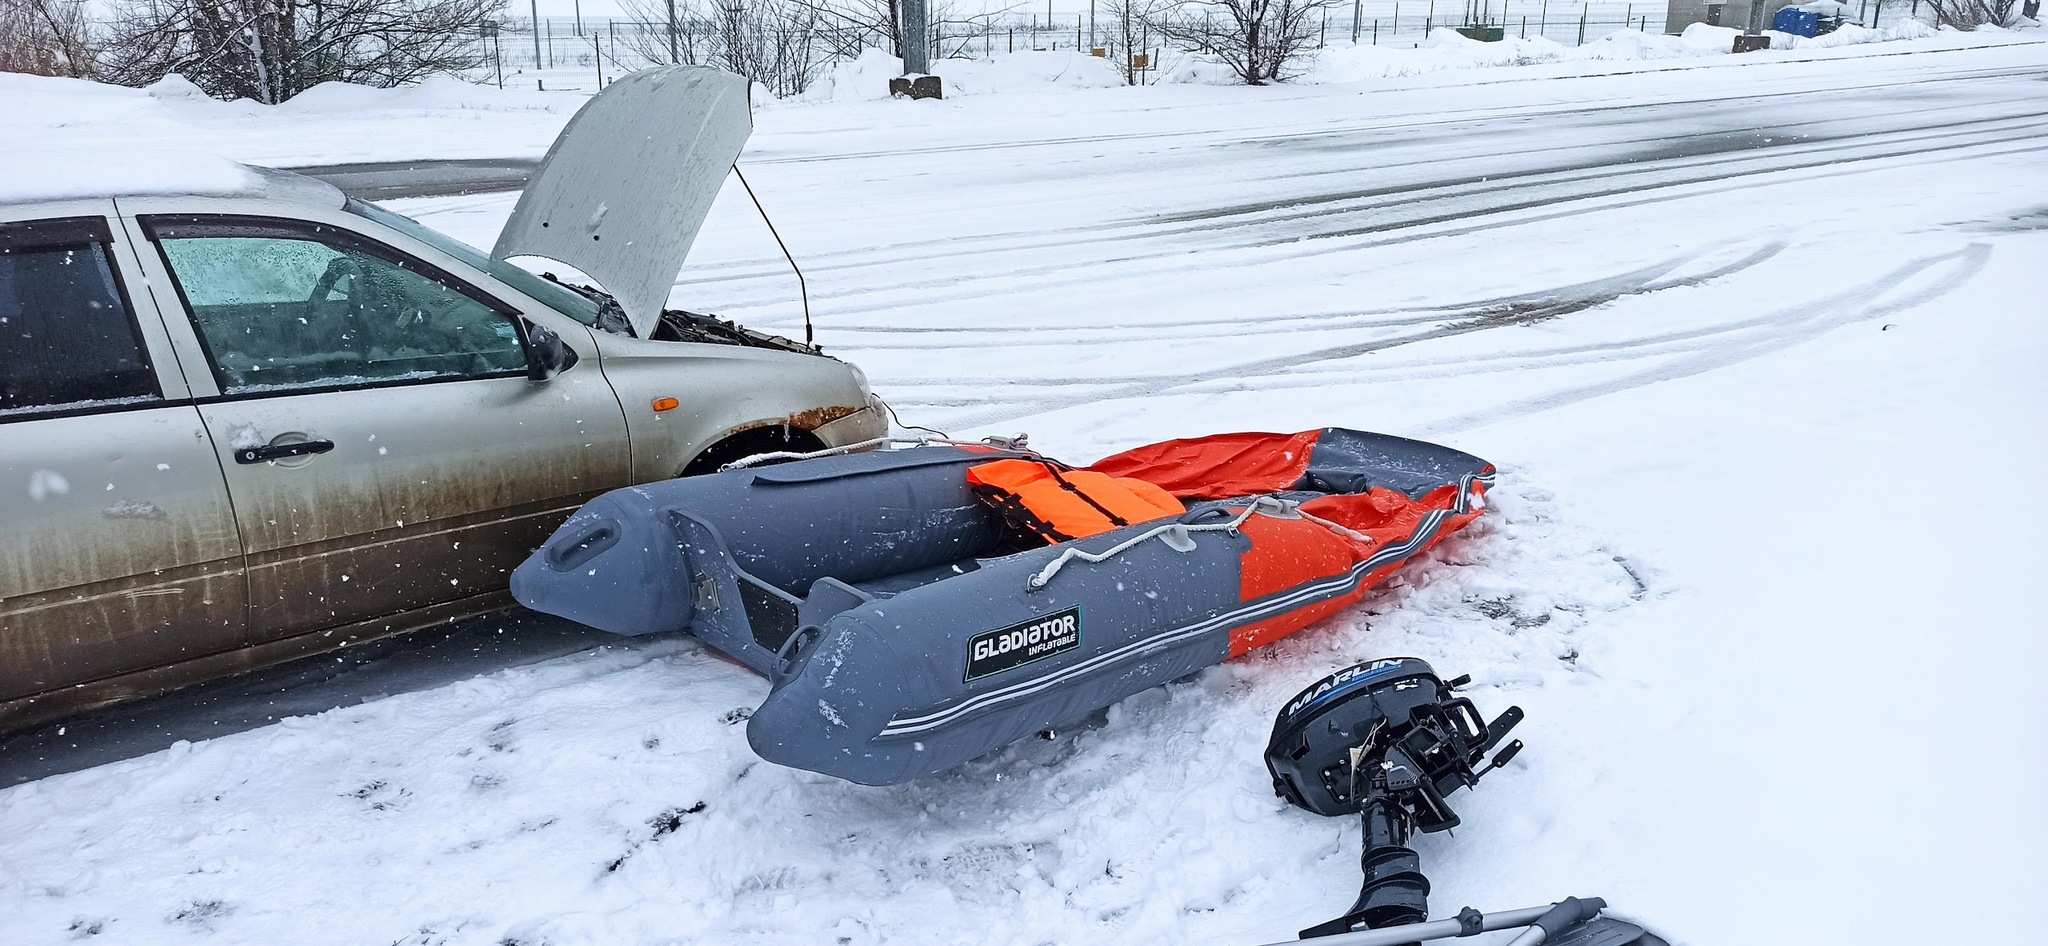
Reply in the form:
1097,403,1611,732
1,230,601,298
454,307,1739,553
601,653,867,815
5,40,2047,946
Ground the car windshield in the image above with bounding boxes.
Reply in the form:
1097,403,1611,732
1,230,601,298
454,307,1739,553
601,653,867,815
344,198,603,327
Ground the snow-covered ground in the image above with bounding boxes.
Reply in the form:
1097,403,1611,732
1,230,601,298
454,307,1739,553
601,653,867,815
4,37,2048,946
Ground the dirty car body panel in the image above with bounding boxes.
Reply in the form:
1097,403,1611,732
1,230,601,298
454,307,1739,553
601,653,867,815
0,204,249,709
117,202,634,644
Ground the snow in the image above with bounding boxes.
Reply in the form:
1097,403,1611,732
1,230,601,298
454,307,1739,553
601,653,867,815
0,70,575,168
4,33,2048,946
0,149,260,204
803,48,1126,103
1774,18,1943,49
24,470,69,501
0,148,344,207
1296,19,1967,83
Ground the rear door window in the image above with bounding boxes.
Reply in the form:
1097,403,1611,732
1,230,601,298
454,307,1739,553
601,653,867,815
0,217,160,418
143,216,528,395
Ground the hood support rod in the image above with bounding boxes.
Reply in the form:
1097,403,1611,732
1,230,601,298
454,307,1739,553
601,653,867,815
733,164,813,346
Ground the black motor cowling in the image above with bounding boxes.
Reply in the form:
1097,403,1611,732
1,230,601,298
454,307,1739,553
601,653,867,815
1265,657,1523,820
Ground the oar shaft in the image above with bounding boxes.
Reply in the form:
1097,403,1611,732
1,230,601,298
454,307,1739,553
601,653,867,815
1247,904,1557,946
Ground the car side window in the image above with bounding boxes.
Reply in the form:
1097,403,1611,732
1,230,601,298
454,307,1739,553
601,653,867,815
146,217,528,395
0,217,160,419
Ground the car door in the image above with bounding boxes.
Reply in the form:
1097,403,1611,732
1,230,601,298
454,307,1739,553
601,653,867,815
0,207,247,710
126,210,630,644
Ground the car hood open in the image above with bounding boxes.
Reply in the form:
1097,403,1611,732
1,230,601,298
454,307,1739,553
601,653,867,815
492,66,752,339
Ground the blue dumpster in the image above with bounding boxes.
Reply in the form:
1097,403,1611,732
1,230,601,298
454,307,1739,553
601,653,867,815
1773,7,1821,36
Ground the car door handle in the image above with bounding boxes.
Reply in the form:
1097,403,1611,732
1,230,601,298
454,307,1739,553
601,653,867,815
235,440,335,464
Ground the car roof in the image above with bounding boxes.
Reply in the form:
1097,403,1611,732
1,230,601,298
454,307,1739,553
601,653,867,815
0,149,343,210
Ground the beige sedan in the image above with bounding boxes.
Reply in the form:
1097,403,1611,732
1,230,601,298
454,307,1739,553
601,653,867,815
0,68,886,731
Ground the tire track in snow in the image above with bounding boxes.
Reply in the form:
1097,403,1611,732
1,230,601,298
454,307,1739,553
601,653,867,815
685,102,2038,295
727,116,2048,325
913,243,1784,427
1408,244,1995,437
826,249,1787,353
737,62,2047,170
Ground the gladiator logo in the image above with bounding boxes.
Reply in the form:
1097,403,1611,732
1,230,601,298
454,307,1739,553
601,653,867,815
965,607,1082,682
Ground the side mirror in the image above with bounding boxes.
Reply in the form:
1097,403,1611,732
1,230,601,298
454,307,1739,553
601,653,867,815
523,319,581,382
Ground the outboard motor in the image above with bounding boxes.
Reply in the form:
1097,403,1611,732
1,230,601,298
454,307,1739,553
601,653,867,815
1255,658,1667,946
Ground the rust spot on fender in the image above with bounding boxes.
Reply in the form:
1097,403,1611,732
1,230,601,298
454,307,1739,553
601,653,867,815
731,404,866,435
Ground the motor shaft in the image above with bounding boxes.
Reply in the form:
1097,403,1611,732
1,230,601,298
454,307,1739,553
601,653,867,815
1300,795,1429,938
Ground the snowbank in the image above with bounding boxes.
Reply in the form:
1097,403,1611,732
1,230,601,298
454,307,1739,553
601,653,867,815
1285,26,1741,84
1300,32,1572,83
0,71,578,166
801,48,1125,103
0,69,561,116
275,74,563,113
1171,16,2006,86
0,149,260,204
1773,18,1941,48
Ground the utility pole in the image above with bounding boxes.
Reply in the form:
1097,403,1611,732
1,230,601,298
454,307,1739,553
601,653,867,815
890,0,942,98
575,0,582,35
486,20,503,87
667,0,679,62
902,0,930,72
530,0,542,70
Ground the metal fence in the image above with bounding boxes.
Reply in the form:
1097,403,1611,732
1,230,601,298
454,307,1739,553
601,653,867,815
475,0,1940,90
481,4,1668,76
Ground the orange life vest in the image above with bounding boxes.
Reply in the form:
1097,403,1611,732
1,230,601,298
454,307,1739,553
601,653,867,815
966,459,1186,543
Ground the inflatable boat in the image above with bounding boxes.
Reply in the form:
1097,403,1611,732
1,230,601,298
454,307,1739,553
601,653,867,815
511,429,1494,785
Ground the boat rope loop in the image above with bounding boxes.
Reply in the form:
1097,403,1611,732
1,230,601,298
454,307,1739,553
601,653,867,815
719,435,1036,471
1026,495,1375,591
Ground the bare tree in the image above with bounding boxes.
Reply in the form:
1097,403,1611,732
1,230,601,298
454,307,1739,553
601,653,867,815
800,0,899,57
97,0,504,103
791,0,1012,63
0,0,97,77
1153,0,1334,85
610,0,708,66
1921,0,2021,26
1098,0,1171,84
614,0,828,95
709,0,826,96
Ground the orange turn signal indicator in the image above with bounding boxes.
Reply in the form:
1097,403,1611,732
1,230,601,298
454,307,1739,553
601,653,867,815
651,397,680,413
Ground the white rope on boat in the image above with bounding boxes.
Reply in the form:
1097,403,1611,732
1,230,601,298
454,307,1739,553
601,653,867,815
1025,496,1389,591
1027,496,1385,591
719,435,1031,470
1298,508,1376,545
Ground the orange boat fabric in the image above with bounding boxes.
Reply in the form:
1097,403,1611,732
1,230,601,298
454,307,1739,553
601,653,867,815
1223,487,1482,655
1085,430,1321,500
